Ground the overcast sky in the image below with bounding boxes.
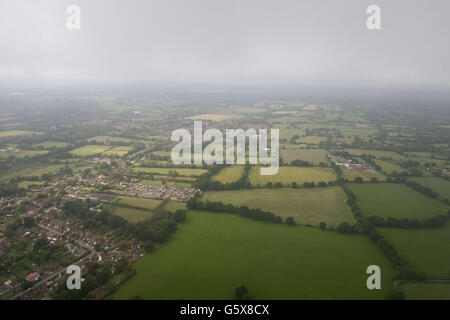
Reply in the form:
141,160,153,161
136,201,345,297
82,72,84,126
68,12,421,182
0,0,449,89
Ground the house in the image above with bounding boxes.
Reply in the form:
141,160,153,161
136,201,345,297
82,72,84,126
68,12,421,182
26,272,40,282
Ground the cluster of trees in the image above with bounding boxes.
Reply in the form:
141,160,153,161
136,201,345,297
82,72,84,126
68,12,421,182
366,213,449,229
187,198,282,224
0,182,24,197
404,180,439,199
290,160,312,167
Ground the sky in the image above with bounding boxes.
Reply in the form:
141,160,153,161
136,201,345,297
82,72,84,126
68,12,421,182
0,0,449,89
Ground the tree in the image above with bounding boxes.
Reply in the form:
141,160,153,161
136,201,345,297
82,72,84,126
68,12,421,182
235,285,250,300
286,217,296,226
23,217,35,228
143,240,155,253
173,209,187,223
388,289,405,300
319,222,327,230
115,258,129,274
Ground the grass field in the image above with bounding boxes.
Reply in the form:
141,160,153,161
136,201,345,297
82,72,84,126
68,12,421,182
140,179,191,188
375,160,405,175
70,145,111,156
103,146,132,156
116,196,163,210
186,113,242,121
0,130,42,137
33,141,70,148
162,201,187,212
407,177,450,200
211,166,244,184
280,149,328,165
111,211,394,299
347,183,448,219
342,169,386,182
0,164,65,181
379,222,450,278
203,187,355,227
297,136,327,144
248,166,336,186
399,282,450,300
17,181,43,188
112,206,154,223
87,136,133,144
133,167,206,177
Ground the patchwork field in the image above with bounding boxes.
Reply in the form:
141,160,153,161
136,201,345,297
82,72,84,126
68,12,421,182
0,130,42,137
347,183,448,219
248,166,336,186
399,282,450,300
202,187,355,227
112,206,154,223
111,210,394,300
0,150,48,158
34,141,70,148
70,145,111,156
342,169,386,182
103,146,132,156
0,164,65,181
211,166,244,184
407,177,450,200
133,167,207,177
379,222,450,278
280,149,328,165
115,196,163,210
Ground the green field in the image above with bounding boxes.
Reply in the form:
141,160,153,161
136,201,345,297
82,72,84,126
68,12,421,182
17,181,43,188
111,211,394,299
0,164,65,181
407,177,450,200
112,206,154,223
70,145,111,156
280,149,328,165
0,150,48,158
248,166,336,186
133,167,206,177
87,136,133,144
379,222,450,278
162,201,187,212
103,146,132,156
211,166,244,184
0,130,42,137
297,136,327,144
203,187,355,227
375,160,405,175
347,183,448,219
399,282,450,300
342,169,386,182
116,196,163,210
33,141,70,148
140,179,191,188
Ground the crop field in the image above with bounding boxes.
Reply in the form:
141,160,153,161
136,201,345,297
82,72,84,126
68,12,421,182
344,149,405,160
111,206,154,223
342,169,386,182
280,149,328,165
0,164,65,181
140,179,191,188
399,282,450,300
379,222,450,278
33,141,70,148
0,130,42,137
111,211,394,300
162,201,187,212
186,113,242,121
87,136,133,144
374,160,405,174
248,166,336,186
346,183,448,219
211,166,244,183
115,196,163,210
202,187,355,227
406,177,450,200
70,145,111,156
103,146,132,156
133,167,206,177
297,136,327,144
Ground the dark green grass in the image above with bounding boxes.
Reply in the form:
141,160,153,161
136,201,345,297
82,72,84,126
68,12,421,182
111,211,395,300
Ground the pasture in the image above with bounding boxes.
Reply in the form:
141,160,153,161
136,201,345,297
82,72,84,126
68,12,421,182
346,183,448,219
70,145,111,156
111,206,154,223
342,169,386,182
34,141,70,148
379,222,450,278
115,196,163,210
133,167,206,177
186,113,242,121
111,211,394,300
211,166,244,184
407,177,450,200
399,282,450,300
375,160,405,175
0,130,42,137
248,166,336,186
202,187,355,227
280,149,328,165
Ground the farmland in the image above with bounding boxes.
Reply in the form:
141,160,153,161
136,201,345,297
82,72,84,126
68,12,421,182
248,166,336,186
202,187,355,227
406,177,450,200
115,196,163,210
280,149,328,165
111,206,154,223
379,222,450,278
346,183,448,219
0,130,42,137
133,167,207,177
70,145,111,156
399,282,450,300
111,211,394,300
211,166,244,184
342,169,386,182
